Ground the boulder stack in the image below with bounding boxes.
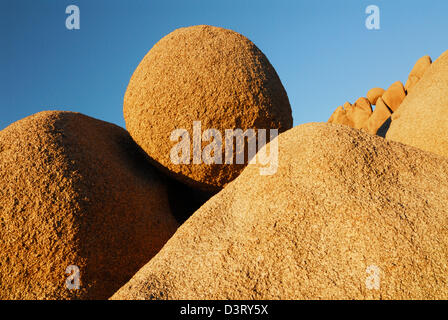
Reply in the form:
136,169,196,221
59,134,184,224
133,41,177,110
329,55,432,135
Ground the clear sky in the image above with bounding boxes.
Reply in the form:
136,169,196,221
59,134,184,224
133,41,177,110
1,0,448,130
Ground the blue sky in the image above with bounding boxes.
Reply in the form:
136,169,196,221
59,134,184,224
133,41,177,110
1,0,448,130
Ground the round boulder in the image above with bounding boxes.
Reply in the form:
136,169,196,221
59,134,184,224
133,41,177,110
366,87,385,105
382,81,406,112
123,25,292,192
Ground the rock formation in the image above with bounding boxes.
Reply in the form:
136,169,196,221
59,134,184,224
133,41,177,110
404,55,432,93
327,105,353,127
328,55,432,135
366,87,385,105
387,50,448,158
366,97,391,135
382,81,406,112
123,25,292,192
111,123,448,300
0,111,178,299
347,97,372,129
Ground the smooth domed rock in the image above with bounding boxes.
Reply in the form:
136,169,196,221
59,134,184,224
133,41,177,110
346,98,372,130
387,50,448,158
405,55,432,93
366,88,385,105
382,81,406,112
367,97,391,135
112,123,448,300
123,25,292,192
0,111,178,300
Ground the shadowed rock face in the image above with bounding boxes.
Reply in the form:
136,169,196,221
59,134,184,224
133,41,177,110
0,111,178,300
367,98,391,136
164,176,216,224
387,50,448,158
111,123,448,300
123,25,292,192
376,116,392,138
